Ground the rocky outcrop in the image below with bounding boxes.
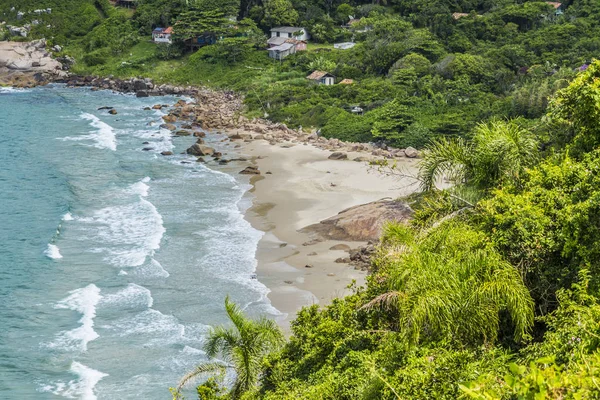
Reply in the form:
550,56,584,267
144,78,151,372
239,166,261,175
300,200,414,242
186,143,215,156
0,40,66,87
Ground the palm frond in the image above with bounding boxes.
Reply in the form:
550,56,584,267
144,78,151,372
418,137,473,191
176,362,226,392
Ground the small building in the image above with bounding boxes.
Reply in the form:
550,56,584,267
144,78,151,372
545,2,564,15
307,71,335,86
152,27,173,44
268,42,296,60
339,79,354,85
270,26,310,41
267,36,287,48
334,42,356,50
286,38,307,51
267,36,306,51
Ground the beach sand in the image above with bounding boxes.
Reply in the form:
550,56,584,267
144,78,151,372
239,140,420,331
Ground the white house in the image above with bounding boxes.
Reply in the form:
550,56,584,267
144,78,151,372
270,26,310,41
307,70,335,85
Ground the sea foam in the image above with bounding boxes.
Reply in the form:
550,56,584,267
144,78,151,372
60,113,117,151
44,362,108,400
50,284,102,352
101,283,154,310
45,244,63,259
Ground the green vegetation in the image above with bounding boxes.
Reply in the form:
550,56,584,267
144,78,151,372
173,296,284,400
4,1,600,398
2,0,597,148
168,62,600,399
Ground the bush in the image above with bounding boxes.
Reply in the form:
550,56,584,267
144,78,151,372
83,49,110,66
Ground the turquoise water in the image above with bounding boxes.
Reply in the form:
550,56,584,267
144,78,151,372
0,86,277,399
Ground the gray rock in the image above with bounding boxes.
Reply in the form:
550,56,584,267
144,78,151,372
404,147,419,158
328,152,348,160
186,144,215,156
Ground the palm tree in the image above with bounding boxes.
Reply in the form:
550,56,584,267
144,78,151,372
363,222,534,346
419,119,539,192
177,296,284,399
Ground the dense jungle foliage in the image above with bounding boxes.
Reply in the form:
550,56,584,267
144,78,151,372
2,0,598,148
170,60,600,400
3,1,600,398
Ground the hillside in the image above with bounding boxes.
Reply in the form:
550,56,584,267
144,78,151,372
2,0,599,148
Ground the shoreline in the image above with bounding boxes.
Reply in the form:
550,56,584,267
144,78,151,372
2,72,423,329
236,140,420,331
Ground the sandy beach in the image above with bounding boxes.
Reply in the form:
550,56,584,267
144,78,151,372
237,140,421,330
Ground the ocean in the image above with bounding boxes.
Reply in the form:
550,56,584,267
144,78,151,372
0,85,278,399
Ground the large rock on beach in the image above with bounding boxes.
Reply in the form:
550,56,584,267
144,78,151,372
160,123,176,131
328,152,348,160
404,147,419,158
300,200,414,242
186,144,215,156
239,166,260,175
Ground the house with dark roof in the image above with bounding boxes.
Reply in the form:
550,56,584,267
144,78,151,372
268,42,296,60
270,27,310,41
307,71,335,85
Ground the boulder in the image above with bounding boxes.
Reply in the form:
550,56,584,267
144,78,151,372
239,166,260,175
330,244,351,251
328,152,348,160
175,130,191,136
404,147,419,158
136,90,149,98
108,109,117,115
300,200,414,242
160,123,176,131
152,104,162,110
353,156,371,162
186,144,215,156
162,114,177,123
160,151,173,156
193,131,206,138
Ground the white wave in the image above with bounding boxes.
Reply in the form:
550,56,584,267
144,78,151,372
45,362,108,400
128,179,150,197
45,244,63,259
108,309,188,346
62,212,74,221
61,113,117,151
50,284,102,352
86,197,165,268
130,127,174,152
136,259,170,278
0,87,25,93
101,283,154,310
